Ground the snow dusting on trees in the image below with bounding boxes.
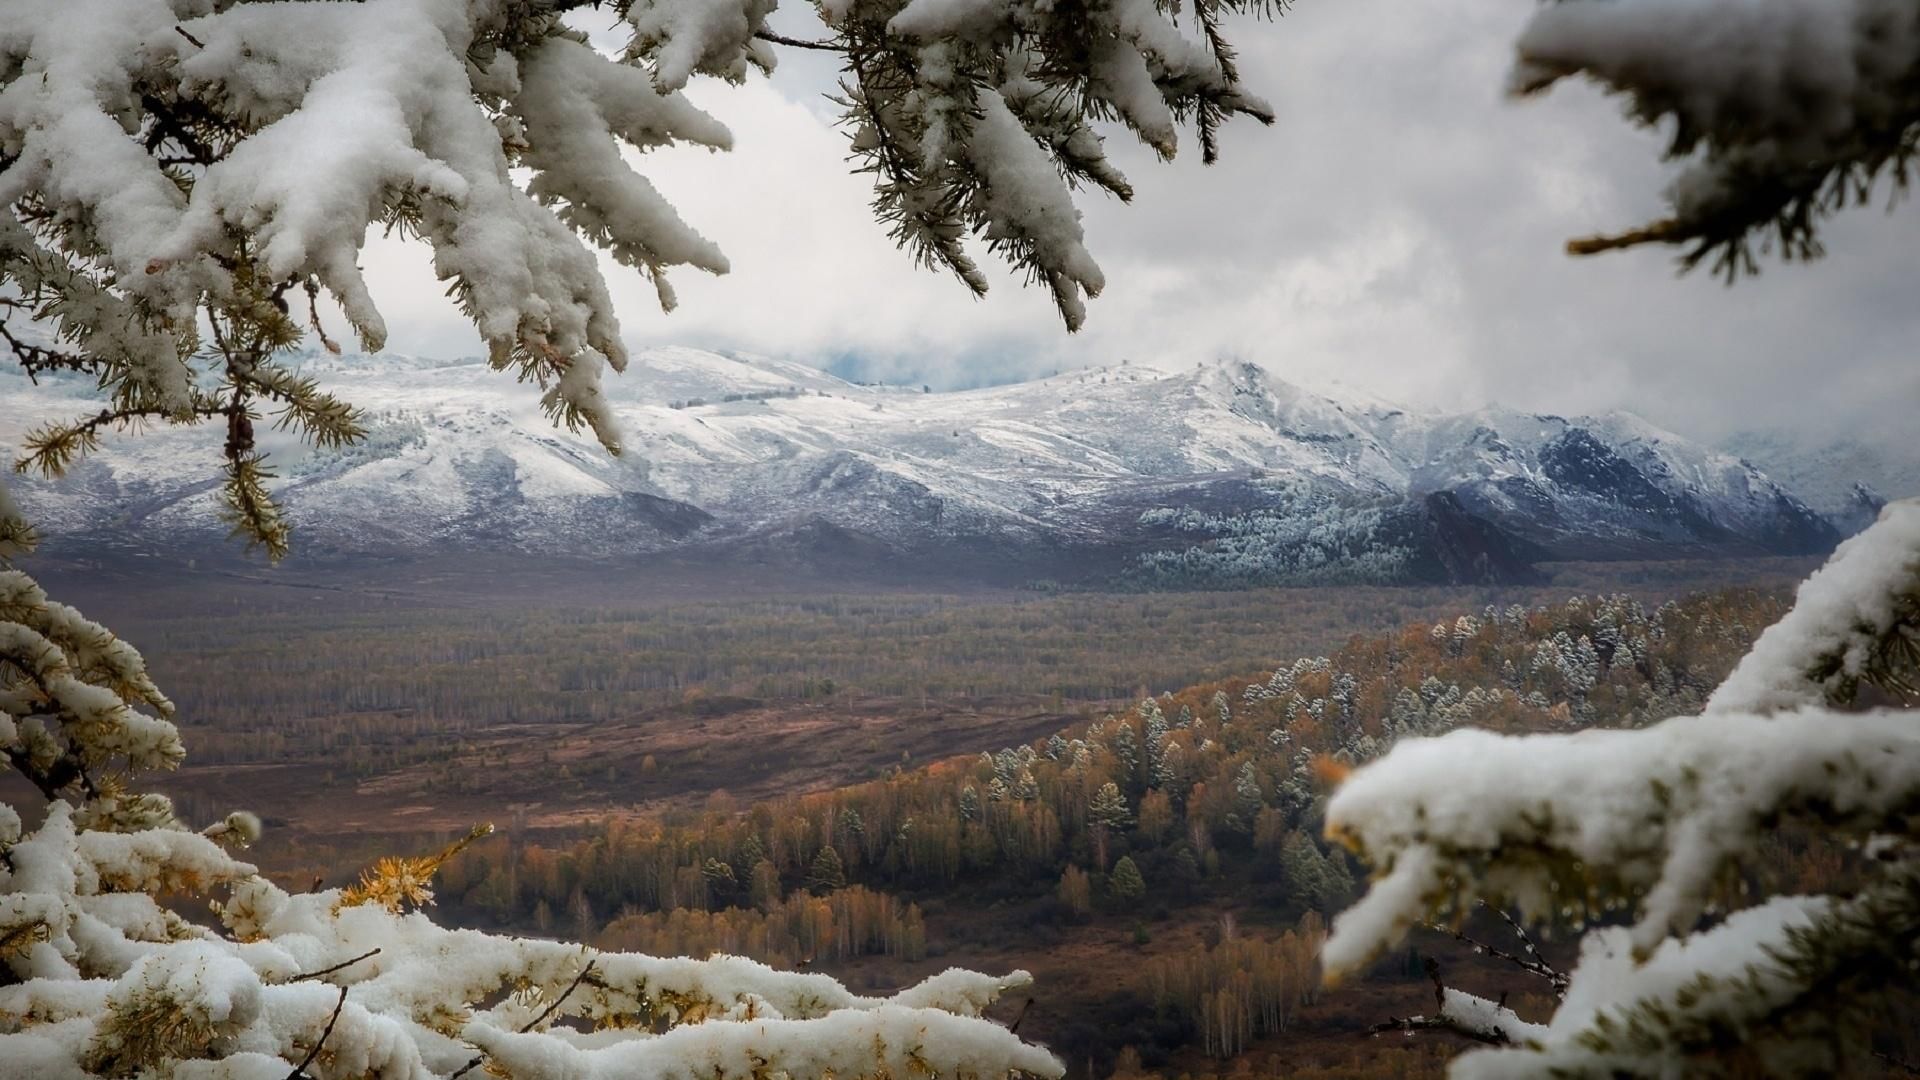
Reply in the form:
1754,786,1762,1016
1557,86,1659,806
1324,499,1920,1074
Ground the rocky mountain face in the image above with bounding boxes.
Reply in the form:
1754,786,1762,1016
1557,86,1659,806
1720,429,1916,536
2,350,1847,587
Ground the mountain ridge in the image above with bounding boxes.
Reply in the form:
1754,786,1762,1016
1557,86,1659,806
1,349,1846,586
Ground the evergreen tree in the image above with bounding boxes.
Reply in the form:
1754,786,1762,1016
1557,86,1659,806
1012,767,1040,801
1109,856,1147,903
700,857,738,898
806,844,847,894
1143,702,1170,788
1281,832,1342,914
1088,782,1133,831
1153,738,1184,791
1113,717,1141,786
1231,760,1264,827
958,784,981,822
734,832,766,879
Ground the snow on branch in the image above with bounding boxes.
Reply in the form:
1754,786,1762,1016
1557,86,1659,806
1709,499,1920,714
1508,0,1920,277
1324,704,1920,974
1325,501,1920,977
1366,953,1549,1048
1327,498,1920,1074
835,0,1276,329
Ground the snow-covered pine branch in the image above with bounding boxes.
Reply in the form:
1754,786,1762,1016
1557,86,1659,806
0,563,1060,1079
1323,499,1920,1076
0,0,1278,556
1510,0,1920,279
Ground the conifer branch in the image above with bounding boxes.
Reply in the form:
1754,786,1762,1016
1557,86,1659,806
15,402,223,478
0,310,97,380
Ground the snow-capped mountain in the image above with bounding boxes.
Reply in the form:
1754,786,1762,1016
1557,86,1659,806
1,350,1841,586
1720,429,1918,536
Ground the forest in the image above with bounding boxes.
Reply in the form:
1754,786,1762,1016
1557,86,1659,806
368,582,1881,1077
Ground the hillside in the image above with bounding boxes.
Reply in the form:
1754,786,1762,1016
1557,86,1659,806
4,351,1841,587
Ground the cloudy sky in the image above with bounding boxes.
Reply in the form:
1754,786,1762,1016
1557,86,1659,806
357,0,1918,445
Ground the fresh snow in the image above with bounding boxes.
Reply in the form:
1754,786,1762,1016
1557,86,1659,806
0,351,1843,562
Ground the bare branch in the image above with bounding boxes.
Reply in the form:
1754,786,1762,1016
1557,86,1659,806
286,984,348,1080
1423,902,1567,998
754,29,843,52
450,957,597,1079
291,948,381,983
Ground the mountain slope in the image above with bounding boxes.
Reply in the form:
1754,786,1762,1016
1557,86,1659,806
1,351,1840,585
1721,429,1918,535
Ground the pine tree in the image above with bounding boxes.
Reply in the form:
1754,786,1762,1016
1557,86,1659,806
1088,782,1133,831
806,844,847,894
700,856,738,898
1113,717,1141,786
1143,701,1170,788
1012,767,1039,801
735,832,766,879
1153,738,1185,791
1231,760,1264,829
957,784,980,822
1109,856,1147,903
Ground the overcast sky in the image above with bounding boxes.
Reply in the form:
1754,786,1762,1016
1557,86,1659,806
353,0,1918,445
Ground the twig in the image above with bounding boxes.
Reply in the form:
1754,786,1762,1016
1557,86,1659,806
521,959,597,1032
449,959,597,1079
1486,903,1569,995
1423,902,1567,997
287,985,348,1079
1007,996,1034,1035
754,29,843,52
1365,1012,1508,1045
175,25,206,49
304,279,342,355
291,947,380,983
1364,957,1511,1047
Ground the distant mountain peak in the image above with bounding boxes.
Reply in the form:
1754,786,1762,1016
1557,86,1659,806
2,348,1851,585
